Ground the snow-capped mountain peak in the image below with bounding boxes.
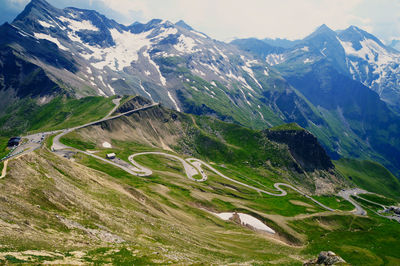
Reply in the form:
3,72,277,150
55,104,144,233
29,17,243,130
175,20,193,31
235,24,400,109
3,0,274,112
334,26,400,102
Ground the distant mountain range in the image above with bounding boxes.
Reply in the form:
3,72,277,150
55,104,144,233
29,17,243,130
233,24,400,111
0,0,399,177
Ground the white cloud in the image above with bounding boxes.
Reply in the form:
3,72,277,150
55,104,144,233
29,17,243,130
6,0,29,8
101,0,149,17
2,0,400,44
97,0,367,40
8,0,27,4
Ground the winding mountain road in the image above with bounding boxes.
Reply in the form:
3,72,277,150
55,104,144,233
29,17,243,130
338,188,368,216
128,152,335,211
127,152,400,221
48,108,369,215
4,99,388,218
51,103,159,152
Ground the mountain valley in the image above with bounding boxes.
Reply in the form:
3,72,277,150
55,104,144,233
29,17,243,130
0,0,400,265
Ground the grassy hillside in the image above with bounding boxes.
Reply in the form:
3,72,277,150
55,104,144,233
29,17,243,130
0,146,316,264
269,122,305,131
190,116,294,168
335,158,400,201
60,103,345,193
0,136,9,158
359,193,397,206
0,137,9,172
0,96,116,136
0,135,398,264
1,100,399,264
290,214,400,265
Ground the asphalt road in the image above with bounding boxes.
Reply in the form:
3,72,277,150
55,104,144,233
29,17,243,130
4,101,158,161
129,152,335,212
338,188,368,215
105,98,122,118
129,152,204,181
8,131,62,159
51,103,159,152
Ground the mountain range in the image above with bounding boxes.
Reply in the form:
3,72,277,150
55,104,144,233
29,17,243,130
0,0,399,178
239,24,400,111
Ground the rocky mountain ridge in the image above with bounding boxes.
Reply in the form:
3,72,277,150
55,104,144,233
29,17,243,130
1,0,400,177
265,126,334,172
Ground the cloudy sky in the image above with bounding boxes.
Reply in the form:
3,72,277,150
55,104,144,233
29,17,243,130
1,0,399,43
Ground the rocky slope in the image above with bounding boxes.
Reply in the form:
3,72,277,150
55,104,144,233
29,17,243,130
265,125,334,172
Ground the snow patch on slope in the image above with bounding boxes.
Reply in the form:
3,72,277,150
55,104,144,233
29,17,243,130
37,20,53,28
174,35,200,54
227,71,255,93
167,91,181,111
59,16,99,31
301,46,309,52
304,58,313,64
338,37,395,66
266,54,285,65
143,49,166,86
214,212,275,234
88,29,152,71
34,32,69,51
102,141,112,148
214,46,228,60
242,65,262,89
107,84,116,95
190,30,207,38
155,27,178,39
139,81,153,101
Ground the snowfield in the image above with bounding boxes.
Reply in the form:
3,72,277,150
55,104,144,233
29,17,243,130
174,35,200,54
34,32,69,51
59,16,99,32
102,142,112,148
167,91,181,112
214,212,276,234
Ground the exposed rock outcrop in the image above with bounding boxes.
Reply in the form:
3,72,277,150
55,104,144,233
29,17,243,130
304,251,346,265
116,95,153,113
265,127,334,172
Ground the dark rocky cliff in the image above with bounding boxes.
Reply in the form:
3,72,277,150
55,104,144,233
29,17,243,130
116,95,153,113
265,128,334,172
